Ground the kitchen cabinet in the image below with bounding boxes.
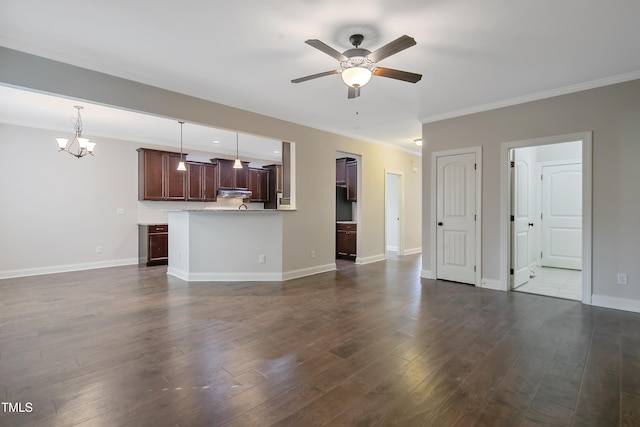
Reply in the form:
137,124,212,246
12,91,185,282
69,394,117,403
249,168,270,202
210,158,250,190
263,164,282,209
187,161,218,201
137,148,187,201
336,157,355,185
139,224,168,266
336,222,357,258
346,161,357,201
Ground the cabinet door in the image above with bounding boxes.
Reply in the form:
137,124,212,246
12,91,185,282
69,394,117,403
336,158,347,185
249,168,270,202
235,162,250,189
187,162,203,201
202,163,218,201
140,150,165,200
346,231,357,256
148,232,168,263
216,159,235,189
346,161,357,201
165,154,187,200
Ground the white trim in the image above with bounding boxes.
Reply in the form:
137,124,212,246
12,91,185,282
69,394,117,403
404,247,422,256
500,132,593,300
385,169,405,256
283,263,336,281
421,71,640,124
168,263,337,282
0,258,139,280
481,279,503,291
430,146,483,286
386,245,399,252
421,269,433,279
356,254,386,265
591,295,640,314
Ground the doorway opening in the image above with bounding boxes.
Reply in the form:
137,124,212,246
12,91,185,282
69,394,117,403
502,132,592,304
385,171,403,258
336,152,360,263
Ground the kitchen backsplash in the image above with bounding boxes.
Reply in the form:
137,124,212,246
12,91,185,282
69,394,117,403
138,199,263,224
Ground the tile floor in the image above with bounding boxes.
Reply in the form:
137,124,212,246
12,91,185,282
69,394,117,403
514,266,582,301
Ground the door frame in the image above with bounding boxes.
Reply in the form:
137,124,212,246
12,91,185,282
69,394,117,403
500,132,592,304
384,170,404,255
430,146,482,286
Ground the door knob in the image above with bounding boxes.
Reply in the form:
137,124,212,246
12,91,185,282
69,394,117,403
437,222,443,226
528,222,534,227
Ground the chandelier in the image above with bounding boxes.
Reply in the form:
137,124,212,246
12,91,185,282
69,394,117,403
56,106,96,158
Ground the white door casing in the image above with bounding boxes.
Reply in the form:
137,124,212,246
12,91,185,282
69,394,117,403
436,152,477,284
541,163,582,270
512,151,531,288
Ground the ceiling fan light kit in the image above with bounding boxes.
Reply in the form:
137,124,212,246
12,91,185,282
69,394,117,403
292,33,422,99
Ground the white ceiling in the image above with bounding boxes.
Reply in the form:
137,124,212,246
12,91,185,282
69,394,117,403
1,0,640,155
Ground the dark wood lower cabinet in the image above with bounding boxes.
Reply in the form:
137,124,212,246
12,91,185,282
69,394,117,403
139,224,168,266
336,222,357,258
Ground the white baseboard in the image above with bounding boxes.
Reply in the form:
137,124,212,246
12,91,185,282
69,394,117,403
481,278,505,291
591,294,640,314
0,258,139,280
282,263,336,281
386,245,398,252
355,254,385,265
403,247,422,256
167,267,286,282
420,269,433,279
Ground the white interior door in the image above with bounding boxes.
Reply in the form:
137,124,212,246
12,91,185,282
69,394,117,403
541,163,582,269
512,151,531,288
436,153,476,284
385,173,401,253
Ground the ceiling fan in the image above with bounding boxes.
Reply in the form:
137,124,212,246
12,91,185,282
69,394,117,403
292,34,422,99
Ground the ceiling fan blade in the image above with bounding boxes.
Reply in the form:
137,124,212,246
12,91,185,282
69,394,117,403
291,70,340,83
347,86,361,99
305,39,348,61
367,35,417,63
373,67,422,83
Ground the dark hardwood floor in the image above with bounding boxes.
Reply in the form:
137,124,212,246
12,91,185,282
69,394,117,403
1,255,639,426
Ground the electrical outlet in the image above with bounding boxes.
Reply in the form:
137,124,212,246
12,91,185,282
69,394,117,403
116,208,125,215
96,246,102,254
310,250,316,259
617,273,628,285
259,254,266,264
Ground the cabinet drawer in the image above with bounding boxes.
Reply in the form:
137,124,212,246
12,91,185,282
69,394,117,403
336,223,357,232
149,224,168,233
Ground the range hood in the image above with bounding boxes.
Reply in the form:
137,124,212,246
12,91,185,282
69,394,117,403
217,189,252,199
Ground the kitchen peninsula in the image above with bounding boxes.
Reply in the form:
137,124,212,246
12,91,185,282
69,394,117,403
166,209,289,281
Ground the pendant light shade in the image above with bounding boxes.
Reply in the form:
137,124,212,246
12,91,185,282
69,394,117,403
233,133,243,169
177,121,186,171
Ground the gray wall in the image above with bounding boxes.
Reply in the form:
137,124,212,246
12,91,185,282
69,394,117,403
0,47,422,278
422,79,640,310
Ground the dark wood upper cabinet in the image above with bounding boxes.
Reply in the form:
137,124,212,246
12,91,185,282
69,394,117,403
210,158,250,190
346,160,357,202
138,148,186,201
187,161,218,202
336,157,357,202
249,168,270,202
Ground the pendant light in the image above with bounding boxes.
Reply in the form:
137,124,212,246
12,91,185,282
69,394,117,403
177,121,186,171
56,105,97,158
233,132,243,169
